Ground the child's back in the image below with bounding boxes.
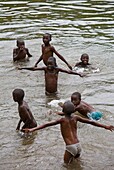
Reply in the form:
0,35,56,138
12,88,37,131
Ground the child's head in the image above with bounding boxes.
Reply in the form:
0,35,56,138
12,89,25,102
80,53,89,65
71,92,81,106
47,57,56,69
43,33,52,45
16,39,25,48
63,100,75,115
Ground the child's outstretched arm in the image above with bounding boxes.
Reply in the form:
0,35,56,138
53,111,65,116
58,68,85,77
34,55,43,67
23,119,61,133
18,66,45,71
69,70,85,77
76,115,114,131
47,109,64,117
26,48,32,58
16,119,22,130
52,46,72,70
18,67,36,71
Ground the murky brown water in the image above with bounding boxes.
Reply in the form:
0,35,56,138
0,0,114,170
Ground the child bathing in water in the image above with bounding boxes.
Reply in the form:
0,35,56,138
12,89,37,131
71,92,103,120
57,92,102,121
34,33,72,70
74,53,100,73
74,53,91,68
18,57,84,95
23,101,114,165
13,39,32,62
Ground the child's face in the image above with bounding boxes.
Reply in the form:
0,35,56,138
43,35,50,45
81,55,89,65
12,92,22,102
47,60,55,70
12,92,18,102
71,95,80,106
18,42,25,49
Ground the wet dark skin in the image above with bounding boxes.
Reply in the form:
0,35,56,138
34,33,72,70
56,92,99,118
13,41,32,62
23,101,114,165
71,93,95,118
18,57,84,94
75,53,91,68
12,89,37,131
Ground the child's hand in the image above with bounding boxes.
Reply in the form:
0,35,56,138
22,128,31,133
55,111,64,116
105,125,114,131
20,47,25,51
58,102,64,108
16,127,20,131
79,73,87,77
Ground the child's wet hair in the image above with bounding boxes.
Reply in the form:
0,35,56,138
71,92,81,100
48,56,56,62
16,38,25,46
13,88,25,100
81,53,89,60
63,100,75,115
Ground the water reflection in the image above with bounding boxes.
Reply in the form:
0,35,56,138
0,0,114,44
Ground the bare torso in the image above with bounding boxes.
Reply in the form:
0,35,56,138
44,68,59,93
13,48,32,61
42,44,53,65
75,101,95,117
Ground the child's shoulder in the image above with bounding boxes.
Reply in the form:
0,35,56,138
24,47,29,51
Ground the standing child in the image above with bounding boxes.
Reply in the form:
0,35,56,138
12,89,37,131
18,57,84,95
13,39,32,62
34,33,72,70
23,101,114,165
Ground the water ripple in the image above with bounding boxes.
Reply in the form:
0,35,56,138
0,0,114,42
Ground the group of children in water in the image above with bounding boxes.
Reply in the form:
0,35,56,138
13,33,114,165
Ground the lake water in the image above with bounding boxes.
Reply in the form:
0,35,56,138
0,0,114,170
